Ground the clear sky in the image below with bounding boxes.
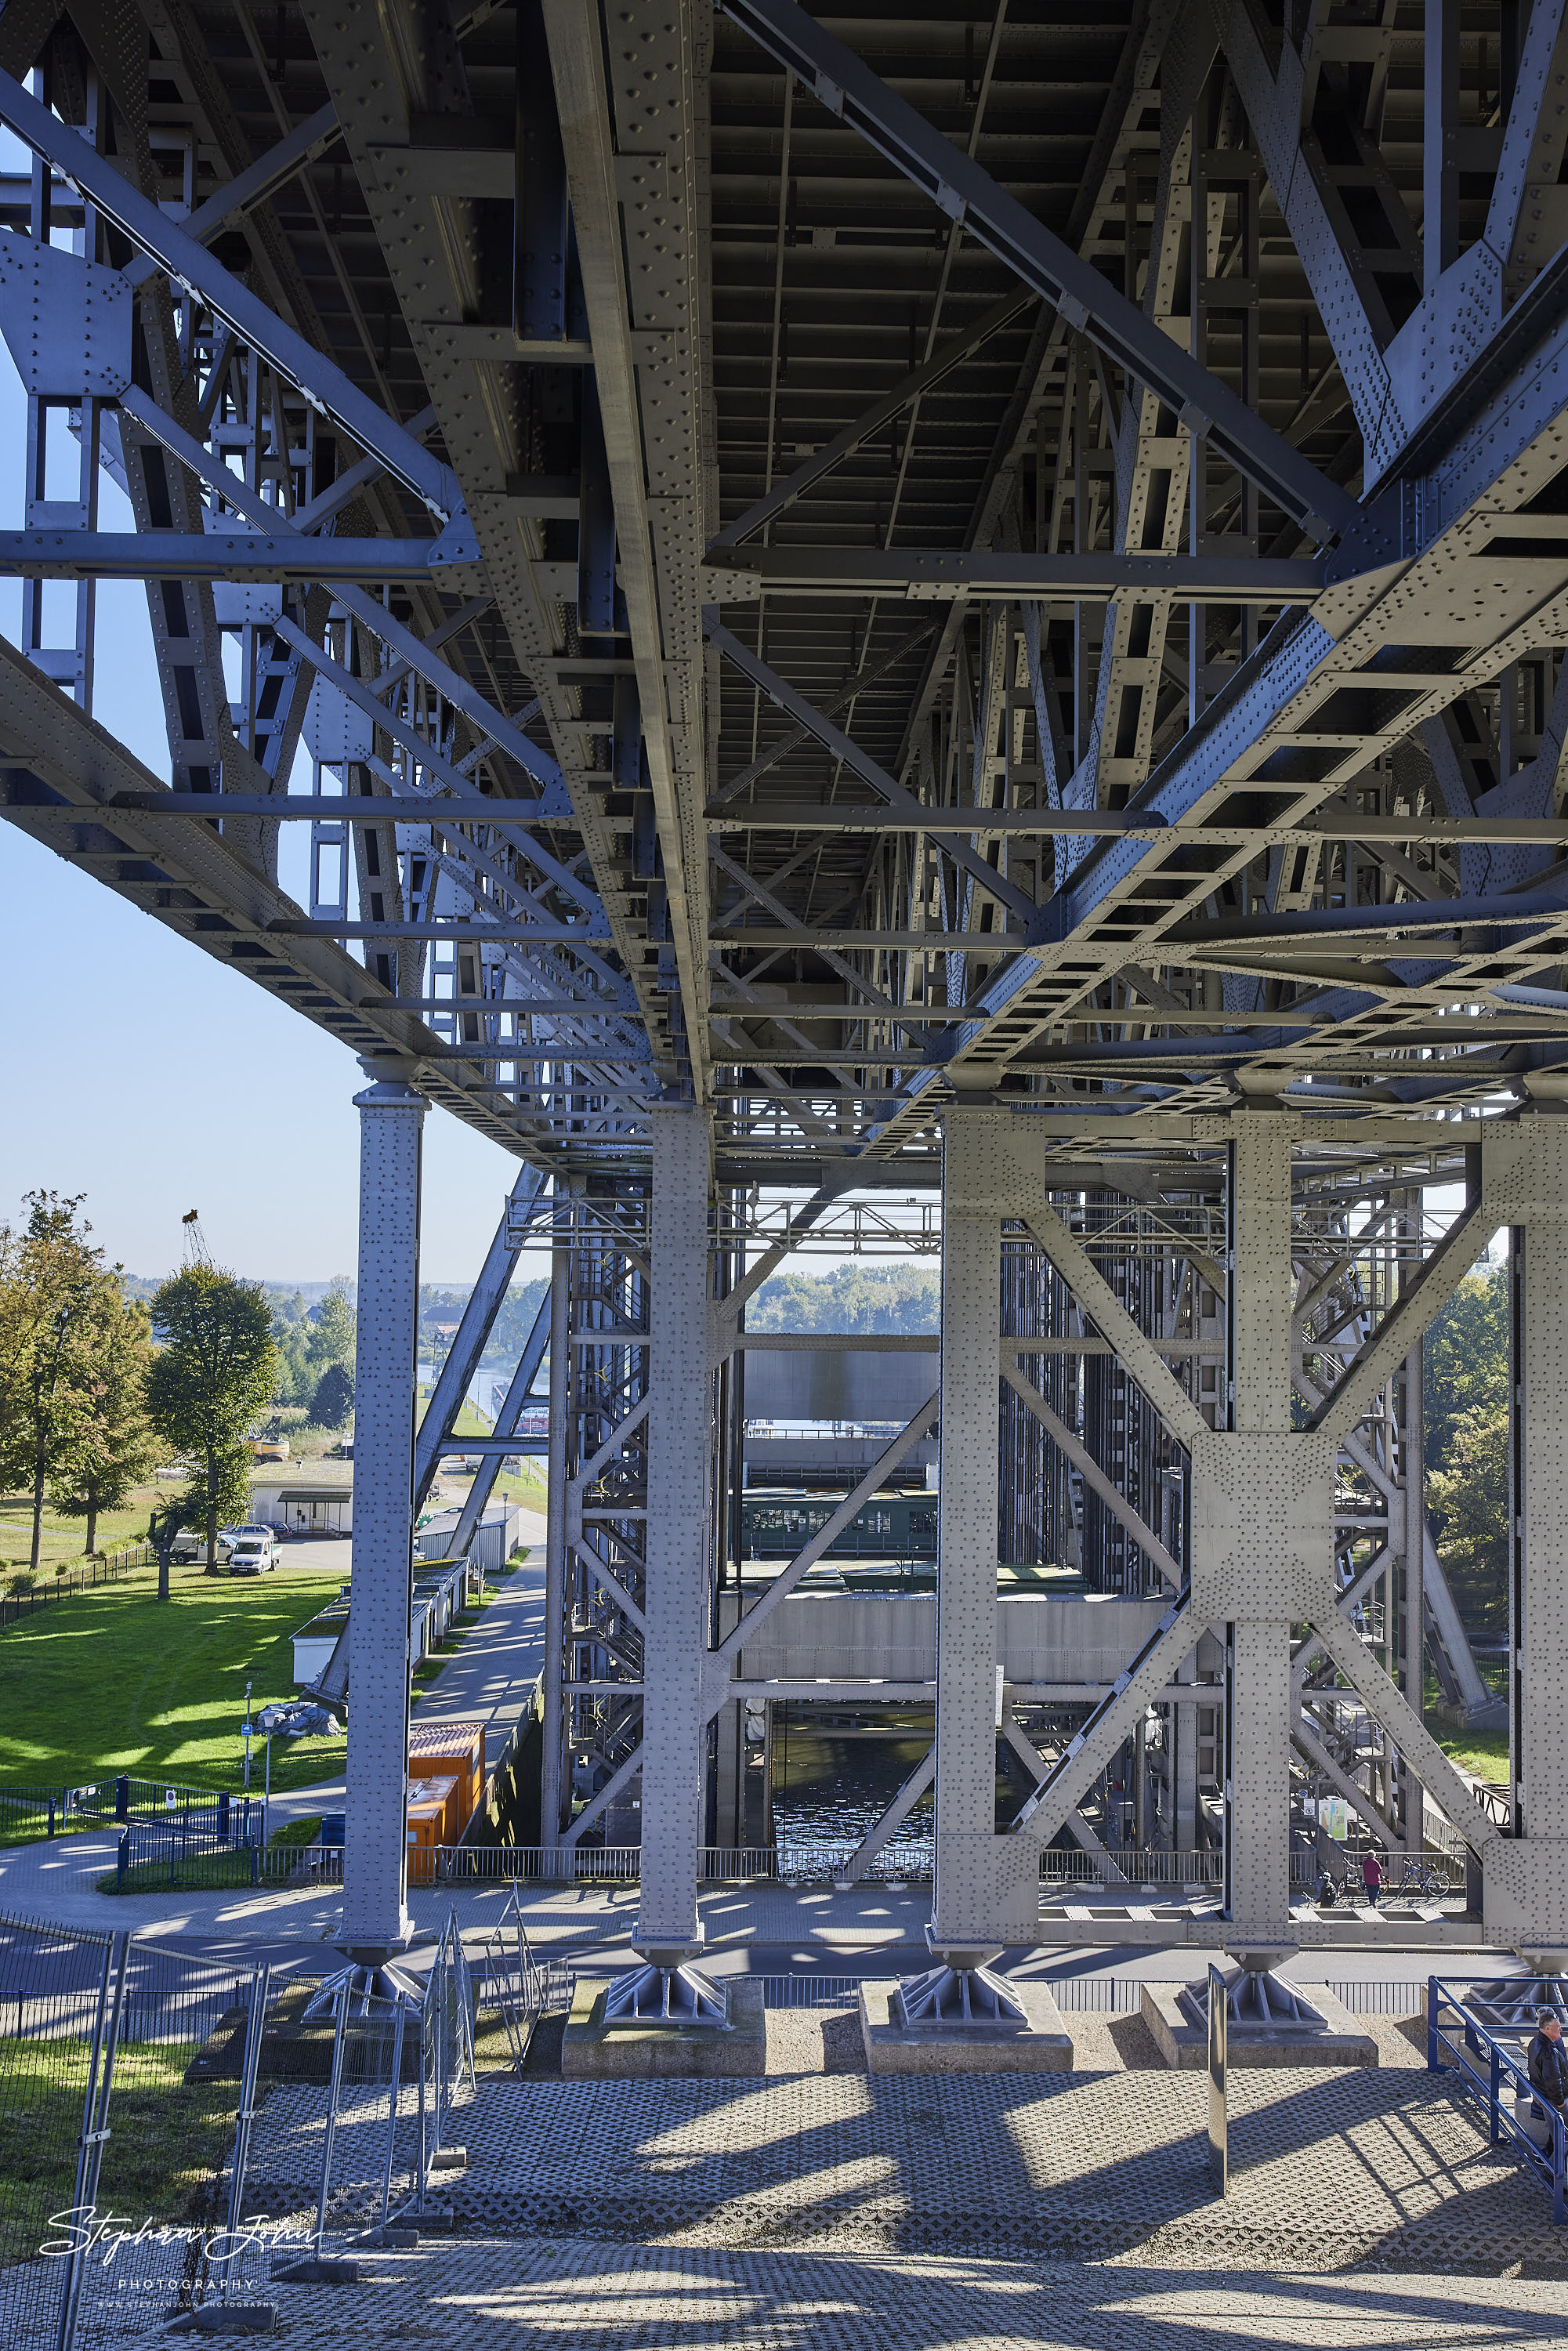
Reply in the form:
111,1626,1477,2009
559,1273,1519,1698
0,317,524,1288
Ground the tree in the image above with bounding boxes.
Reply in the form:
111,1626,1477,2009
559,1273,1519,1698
268,1300,314,1407
748,1262,942,1333
147,1264,277,1599
307,1280,357,1374
170,1444,256,1549
1428,1400,1511,1643
49,1284,156,1556
1425,1263,1509,1476
0,1193,107,1571
310,1360,355,1431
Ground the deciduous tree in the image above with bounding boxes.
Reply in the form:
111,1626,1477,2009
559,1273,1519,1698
310,1360,354,1432
49,1286,157,1556
1427,1401,1510,1643
147,1264,277,1599
0,1193,107,1572
307,1280,357,1374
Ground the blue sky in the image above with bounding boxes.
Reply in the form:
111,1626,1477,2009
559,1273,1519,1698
0,323,525,1286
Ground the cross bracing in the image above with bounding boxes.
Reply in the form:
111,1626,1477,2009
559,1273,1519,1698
1,0,1566,1966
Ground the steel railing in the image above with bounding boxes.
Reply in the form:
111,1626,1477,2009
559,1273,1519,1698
1429,1976,1568,2226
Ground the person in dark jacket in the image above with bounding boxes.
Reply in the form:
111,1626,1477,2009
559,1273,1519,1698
1360,1849,1383,1904
1527,2009,1568,2118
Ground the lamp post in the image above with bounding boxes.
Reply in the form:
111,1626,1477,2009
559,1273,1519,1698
242,1678,252,1791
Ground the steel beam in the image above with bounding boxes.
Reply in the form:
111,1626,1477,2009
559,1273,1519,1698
715,0,1363,542
0,70,462,523
704,549,1328,602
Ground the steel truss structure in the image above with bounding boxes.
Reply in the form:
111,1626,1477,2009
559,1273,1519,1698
4,0,1568,1965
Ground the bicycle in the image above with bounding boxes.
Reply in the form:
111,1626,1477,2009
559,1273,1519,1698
1388,1855,1449,1902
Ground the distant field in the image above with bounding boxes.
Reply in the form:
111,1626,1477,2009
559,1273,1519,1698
0,1563,346,1795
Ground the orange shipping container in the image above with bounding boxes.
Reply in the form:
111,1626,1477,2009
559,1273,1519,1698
405,1773,459,1886
406,1718,485,1836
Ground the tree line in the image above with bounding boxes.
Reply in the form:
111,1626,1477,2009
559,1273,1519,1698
0,1193,321,1594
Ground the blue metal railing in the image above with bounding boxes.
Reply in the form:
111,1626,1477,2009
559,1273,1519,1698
1428,1977,1567,2225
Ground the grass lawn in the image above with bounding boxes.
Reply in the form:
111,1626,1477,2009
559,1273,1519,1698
0,2038,241,2264
0,1480,169,1578
0,1562,347,1795
1434,1724,1510,1780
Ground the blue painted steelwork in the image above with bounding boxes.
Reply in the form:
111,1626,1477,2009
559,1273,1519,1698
1428,1977,1568,2226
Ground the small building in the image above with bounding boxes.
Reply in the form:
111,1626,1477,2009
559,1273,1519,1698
292,1589,349,1683
415,1498,525,1578
252,1459,354,1538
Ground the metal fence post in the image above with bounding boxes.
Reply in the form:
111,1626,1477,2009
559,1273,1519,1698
1428,1977,1439,2069
313,1985,349,2256
431,1936,446,2154
381,1998,407,2226
415,1998,429,2205
219,1963,270,2305
56,1929,131,2351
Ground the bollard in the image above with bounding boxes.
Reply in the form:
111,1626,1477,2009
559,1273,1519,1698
115,1774,129,1823
218,1791,230,1843
47,1800,55,1838
117,1830,129,1889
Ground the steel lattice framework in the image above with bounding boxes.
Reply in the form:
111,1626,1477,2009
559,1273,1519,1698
3,0,1568,1969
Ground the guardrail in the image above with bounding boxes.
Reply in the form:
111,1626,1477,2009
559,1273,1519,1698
1429,1977,1568,2225
2,1771,241,1849
1041,1849,1223,1888
0,1542,157,1628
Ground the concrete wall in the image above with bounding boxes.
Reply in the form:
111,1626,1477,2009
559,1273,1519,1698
732,1590,1174,1687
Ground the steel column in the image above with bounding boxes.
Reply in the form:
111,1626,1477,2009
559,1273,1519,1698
342,1067,425,1958
932,1113,1003,1947
1224,1113,1295,1942
1514,1125,1568,1849
541,1225,571,1849
634,1107,712,1957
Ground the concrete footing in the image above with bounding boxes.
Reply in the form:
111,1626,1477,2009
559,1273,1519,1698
1139,1979,1377,2068
562,1976,767,2078
859,1976,1073,2073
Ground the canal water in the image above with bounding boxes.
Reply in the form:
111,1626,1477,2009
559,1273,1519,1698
770,1724,933,1873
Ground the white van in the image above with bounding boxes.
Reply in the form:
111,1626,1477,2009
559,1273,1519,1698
170,1527,236,1568
226,1534,277,1577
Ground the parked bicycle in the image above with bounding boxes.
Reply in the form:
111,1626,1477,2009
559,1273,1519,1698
1388,1855,1449,1901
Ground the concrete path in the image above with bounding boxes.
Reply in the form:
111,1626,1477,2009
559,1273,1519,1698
412,1538,546,1773
0,1823,1501,1981
120,2244,1568,2351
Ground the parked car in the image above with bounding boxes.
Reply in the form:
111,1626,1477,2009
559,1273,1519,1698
227,1536,277,1577
171,1527,235,1568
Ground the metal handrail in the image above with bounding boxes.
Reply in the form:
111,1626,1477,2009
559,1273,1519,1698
1429,1977,1568,2226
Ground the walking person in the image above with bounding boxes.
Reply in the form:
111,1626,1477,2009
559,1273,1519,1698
1528,2007,1568,2123
1360,1847,1383,1906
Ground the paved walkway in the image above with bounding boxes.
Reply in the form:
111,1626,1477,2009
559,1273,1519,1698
130,2244,1568,2349
0,1824,1505,1974
102,2056,1568,2345
413,1540,546,1771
